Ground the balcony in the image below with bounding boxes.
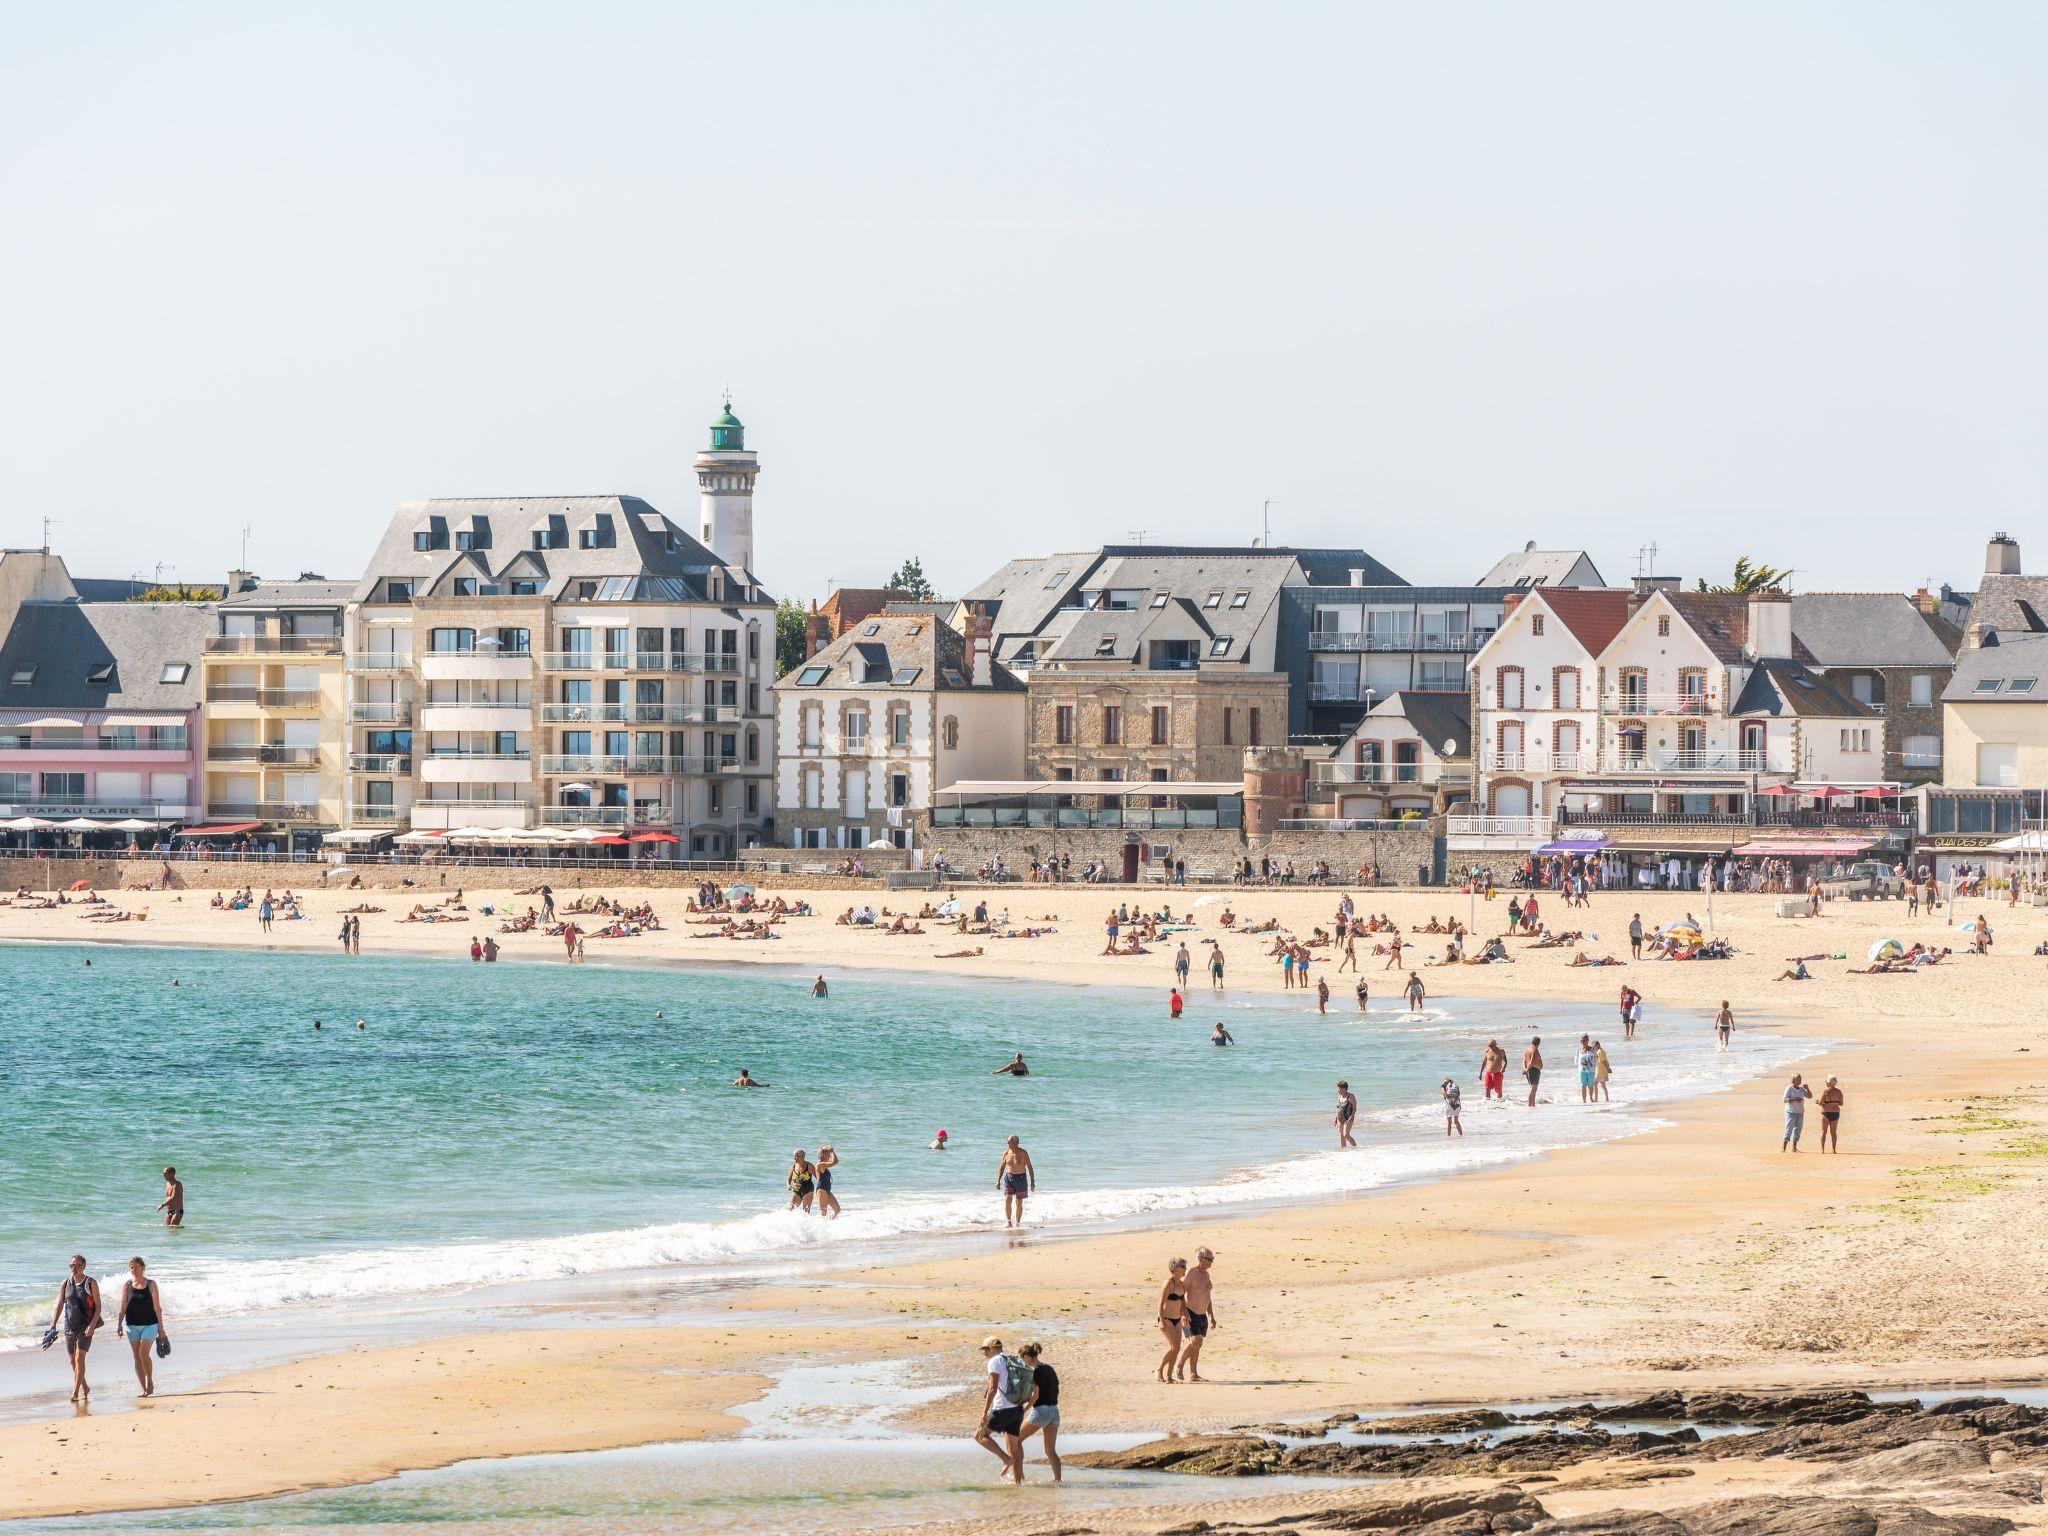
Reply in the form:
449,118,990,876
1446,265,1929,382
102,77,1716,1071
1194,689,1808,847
205,635,342,656
410,799,530,831
0,736,189,753
1753,807,1915,830
538,805,631,826
1309,631,1488,653
539,652,743,674
205,744,322,765
347,701,413,723
1556,807,1749,826
1312,761,1441,786
1605,692,1715,716
931,804,1241,830
347,654,414,671
1446,813,1552,841
205,687,322,709
1481,751,1595,774
1309,682,1364,702
1605,749,1767,774
205,802,322,822
347,803,407,823
538,703,732,725
347,754,413,774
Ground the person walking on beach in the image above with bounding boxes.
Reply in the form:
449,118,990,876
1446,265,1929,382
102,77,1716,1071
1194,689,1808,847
1383,932,1404,970
1576,1034,1598,1103
1174,942,1191,987
1018,1341,1061,1480
157,1167,183,1227
1404,971,1425,1014
1522,1037,1544,1106
50,1255,101,1403
1315,976,1329,1015
1619,985,1639,1041
1339,929,1357,972
786,1149,816,1212
1442,1077,1463,1136
1177,1247,1217,1381
1209,944,1226,994
1629,913,1644,959
815,1144,841,1217
1818,1077,1844,1152
997,1136,1035,1227
1782,1073,1813,1151
1334,1080,1358,1148
562,922,579,961
258,896,273,934
540,884,555,921
116,1258,166,1398
1716,1001,1734,1052
1156,1257,1189,1381
973,1336,1029,1483
1481,1039,1507,1100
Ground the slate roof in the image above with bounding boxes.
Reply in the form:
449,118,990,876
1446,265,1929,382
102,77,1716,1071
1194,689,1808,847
1477,548,1606,588
352,496,771,606
0,601,209,712
217,579,354,609
1729,661,1875,719
778,614,1025,693
1968,574,2048,636
1943,633,2048,703
1789,593,1958,667
1664,593,1816,664
1375,690,1471,759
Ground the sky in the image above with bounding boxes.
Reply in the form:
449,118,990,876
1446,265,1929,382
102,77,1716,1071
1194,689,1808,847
2,1,2044,601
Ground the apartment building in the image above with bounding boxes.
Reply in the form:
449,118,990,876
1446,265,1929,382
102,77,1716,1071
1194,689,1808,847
0,558,206,832
1467,587,1631,821
1278,584,1506,741
1789,592,1959,784
199,577,350,843
1317,691,1471,821
345,492,775,854
774,612,1025,849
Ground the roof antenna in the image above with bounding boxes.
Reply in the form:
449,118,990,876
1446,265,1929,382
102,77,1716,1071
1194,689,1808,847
40,516,57,554
1635,541,1659,578
1126,528,1156,546
1260,500,1280,548
240,524,253,568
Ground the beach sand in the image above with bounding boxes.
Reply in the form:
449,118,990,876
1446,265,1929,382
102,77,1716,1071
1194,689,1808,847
5,876,2047,1526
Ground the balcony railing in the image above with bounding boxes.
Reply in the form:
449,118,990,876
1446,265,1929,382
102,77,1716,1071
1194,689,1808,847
539,652,742,674
205,635,342,655
420,646,533,660
0,736,190,752
1446,814,1551,839
1556,807,1749,826
414,798,530,813
1308,631,1488,653
538,805,631,826
1482,751,1594,773
347,654,414,671
205,802,321,822
931,805,1242,830
205,744,322,765
205,687,322,709
417,697,528,712
347,702,414,723
347,803,407,822
538,704,732,725
1753,807,1915,830
1312,761,1440,785
348,754,413,774
1605,692,1714,716
540,755,739,776
1605,749,1766,774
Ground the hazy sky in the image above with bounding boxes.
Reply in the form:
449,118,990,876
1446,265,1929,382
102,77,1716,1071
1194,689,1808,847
3,2,2043,600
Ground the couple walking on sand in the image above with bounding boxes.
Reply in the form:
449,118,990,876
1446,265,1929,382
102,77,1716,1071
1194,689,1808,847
974,1337,1061,1483
1154,1247,1218,1382
47,1255,169,1403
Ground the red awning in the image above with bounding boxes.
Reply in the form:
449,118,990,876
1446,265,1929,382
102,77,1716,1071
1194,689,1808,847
629,831,680,843
1856,785,1900,798
591,835,632,845
1755,784,1801,797
1734,838,1875,857
174,822,263,837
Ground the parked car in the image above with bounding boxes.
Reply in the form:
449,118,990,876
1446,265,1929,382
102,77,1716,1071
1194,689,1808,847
1819,860,1907,901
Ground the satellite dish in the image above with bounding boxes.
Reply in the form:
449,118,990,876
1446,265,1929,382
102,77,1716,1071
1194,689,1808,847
1443,739,1457,755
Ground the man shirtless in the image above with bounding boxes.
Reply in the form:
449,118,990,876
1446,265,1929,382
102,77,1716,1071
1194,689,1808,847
1176,1247,1218,1381
157,1167,184,1227
996,1136,1036,1227
1522,1037,1544,1106
1480,1039,1507,1100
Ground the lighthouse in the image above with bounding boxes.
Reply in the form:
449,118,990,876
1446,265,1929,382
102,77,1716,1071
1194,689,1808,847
695,397,758,574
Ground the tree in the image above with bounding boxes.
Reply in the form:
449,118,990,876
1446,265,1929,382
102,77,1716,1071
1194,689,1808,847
126,582,223,602
1696,557,1792,595
885,557,936,600
775,597,810,677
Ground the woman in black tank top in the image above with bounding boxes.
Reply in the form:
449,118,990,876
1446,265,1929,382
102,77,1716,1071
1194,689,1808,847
118,1258,167,1397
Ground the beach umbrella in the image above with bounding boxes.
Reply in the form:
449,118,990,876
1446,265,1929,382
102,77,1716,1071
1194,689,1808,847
592,834,631,846
726,882,757,897
1756,784,1800,797
1868,938,1905,962
67,879,92,891
1808,784,1856,798
323,864,355,877
1,817,51,829
563,827,607,842
1856,785,1898,798
109,818,157,831
56,818,103,830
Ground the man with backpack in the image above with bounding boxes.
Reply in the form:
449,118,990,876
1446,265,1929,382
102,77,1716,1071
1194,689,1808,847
973,1335,1031,1482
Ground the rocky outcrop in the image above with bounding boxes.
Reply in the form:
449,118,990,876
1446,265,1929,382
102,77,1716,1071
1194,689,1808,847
1066,1435,1285,1476
1366,1409,1517,1434
1281,1428,1699,1478
1531,1497,2015,1534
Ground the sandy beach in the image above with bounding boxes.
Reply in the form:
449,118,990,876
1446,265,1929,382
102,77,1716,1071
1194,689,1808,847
5,874,2048,1528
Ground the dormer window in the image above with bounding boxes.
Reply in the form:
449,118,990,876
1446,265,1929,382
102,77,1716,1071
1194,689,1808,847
577,529,597,549
1210,637,1232,656
86,664,113,686
510,579,541,597
455,531,476,551
9,665,34,685
159,663,189,684
1150,591,1169,608
413,532,433,552
453,577,479,597
1094,635,1117,656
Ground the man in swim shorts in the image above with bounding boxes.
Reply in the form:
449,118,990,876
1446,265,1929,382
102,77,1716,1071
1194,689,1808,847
1480,1039,1506,1100
997,1136,1036,1228
1522,1037,1543,1106
1176,1248,1218,1381
1576,1033,1598,1103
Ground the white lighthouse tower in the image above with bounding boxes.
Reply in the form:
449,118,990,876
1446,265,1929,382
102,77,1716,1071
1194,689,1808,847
694,397,758,574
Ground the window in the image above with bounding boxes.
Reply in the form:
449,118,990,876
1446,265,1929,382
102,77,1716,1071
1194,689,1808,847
429,627,475,653
1055,705,1074,744
159,663,189,684
1248,707,1261,745
1974,678,2005,694
40,772,84,799
796,665,828,686
452,577,479,597
455,530,476,551
385,580,414,602
1554,668,1580,710
9,665,33,685
2012,677,2038,694
1094,635,1117,656
1910,674,1934,708
941,717,959,750
1150,591,1169,608
1203,589,1223,609
1497,666,1525,710
799,702,822,749
496,627,530,654
1657,616,1671,636
1043,569,1069,589
891,667,921,686
862,623,880,636
1840,728,1874,752
844,710,868,746
1229,590,1249,609
1102,706,1122,745
890,710,910,747
0,772,27,799
1210,637,1231,656
1902,733,1941,768
86,664,113,686
413,531,432,551
1531,614,1545,636
1151,705,1169,745
1223,709,1233,745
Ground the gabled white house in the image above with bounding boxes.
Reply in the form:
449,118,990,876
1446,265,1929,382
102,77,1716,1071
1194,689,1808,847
1467,587,1632,820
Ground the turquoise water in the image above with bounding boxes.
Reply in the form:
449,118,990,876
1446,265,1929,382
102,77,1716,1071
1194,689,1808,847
0,942,1800,1343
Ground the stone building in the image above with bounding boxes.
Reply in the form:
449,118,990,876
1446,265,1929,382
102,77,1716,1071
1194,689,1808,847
1788,592,1960,785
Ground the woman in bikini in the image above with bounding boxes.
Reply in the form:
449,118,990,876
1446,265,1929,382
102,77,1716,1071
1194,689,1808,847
1156,1258,1190,1383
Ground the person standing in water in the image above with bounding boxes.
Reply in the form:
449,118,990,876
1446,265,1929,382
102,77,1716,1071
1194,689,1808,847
1404,971,1425,1014
1017,1341,1061,1480
50,1255,101,1403
1355,977,1369,1014
1480,1039,1507,1101
990,1052,1029,1077
1174,942,1191,988
1315,976,1329,1015
786,1150,816,1212
815,1144,841,1217
157,1167,183,1227
1210,1020,1234,1047
1716,1001,1734,1052
1522,1037,1544,1106
1333,1080,1358,1148
1209,944,1226,994
116,1258,166,1397
997,1136,1036,1227
1442,1077,1463,1136
811,975,828,998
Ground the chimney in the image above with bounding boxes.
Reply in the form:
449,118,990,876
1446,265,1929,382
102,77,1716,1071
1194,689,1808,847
1745,587,1793,660
1988,533,2021,576
1349,567,1366,587
1632,574,1681,596
965,610,993,687
1912,586,1936,615
805,600,827,658
227,568,255,594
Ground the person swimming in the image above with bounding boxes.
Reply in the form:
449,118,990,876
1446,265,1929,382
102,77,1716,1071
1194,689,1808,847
1210,1021,1234,1047
930,1129,949,1150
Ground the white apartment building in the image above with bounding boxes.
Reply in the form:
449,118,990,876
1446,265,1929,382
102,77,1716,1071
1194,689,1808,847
774,613,1026,850
1468,587,1630,821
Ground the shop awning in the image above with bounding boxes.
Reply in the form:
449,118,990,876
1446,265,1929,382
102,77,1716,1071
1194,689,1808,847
99,713,189,728
629,831,680,843
1536,837,1609,854
1732,838,1876,858
1603,835,1741,853
174,822,262,838
322,829,393,844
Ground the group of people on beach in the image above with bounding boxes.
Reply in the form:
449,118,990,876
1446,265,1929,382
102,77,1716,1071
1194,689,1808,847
44,1169,182,1403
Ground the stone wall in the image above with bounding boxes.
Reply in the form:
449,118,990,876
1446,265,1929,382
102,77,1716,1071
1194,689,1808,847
916,819,1443,885
0,857,889,894
1024,671,1292,785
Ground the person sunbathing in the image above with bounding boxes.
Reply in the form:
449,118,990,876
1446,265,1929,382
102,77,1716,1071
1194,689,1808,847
936,946,984,958
1569,951,1624,967
1776,959,1812,980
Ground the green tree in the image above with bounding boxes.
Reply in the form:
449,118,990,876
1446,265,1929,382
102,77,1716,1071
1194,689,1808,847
885,557,936,600
775,597,810,676
126,582,223,602
1696,557,1792,595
